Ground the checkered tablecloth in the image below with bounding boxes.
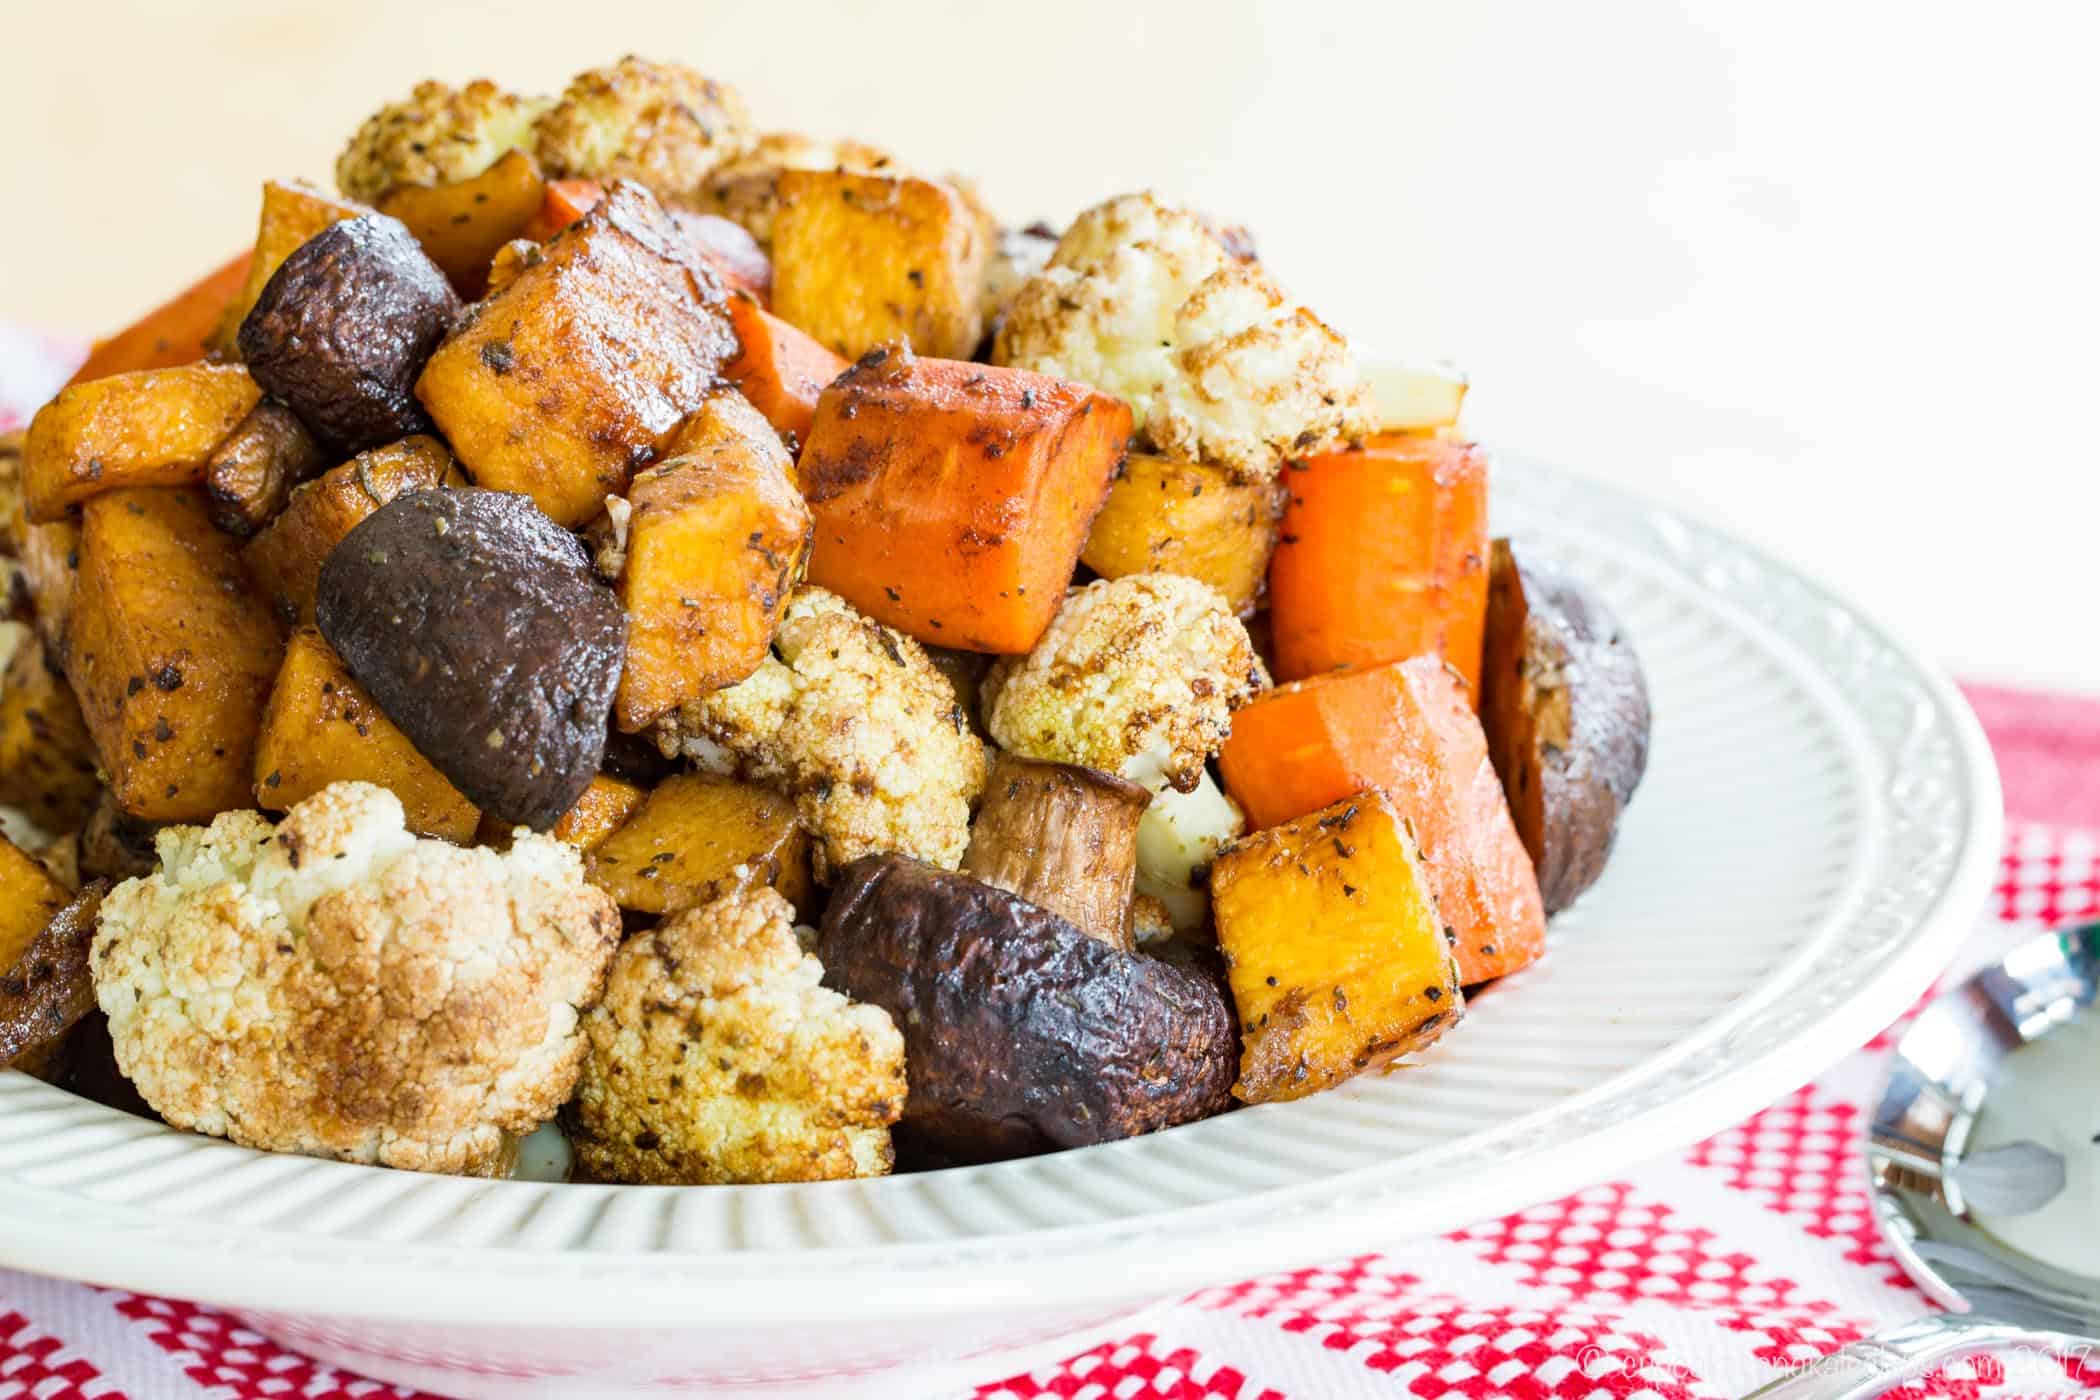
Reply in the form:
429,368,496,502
5,323,2095,1399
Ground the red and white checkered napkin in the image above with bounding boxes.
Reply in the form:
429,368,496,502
7,327,2099,1400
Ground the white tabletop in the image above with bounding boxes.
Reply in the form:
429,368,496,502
7,1,2092,691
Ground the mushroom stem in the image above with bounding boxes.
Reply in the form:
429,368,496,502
962,753,1150,949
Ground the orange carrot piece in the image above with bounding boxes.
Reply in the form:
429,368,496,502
65,253,252,386
1219,655,1546,984
522,178,605,242
723,293,846,447
1269,433,1490,699
798,349,1131,653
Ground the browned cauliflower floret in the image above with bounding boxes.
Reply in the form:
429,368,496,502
335,78,551,203
979,222,1059,327
983,573,1264,794
569,886,904,1184
693,131,897,249
532,56,755,205
91,782,621,1176
658,587,987,876
994,192,1372,481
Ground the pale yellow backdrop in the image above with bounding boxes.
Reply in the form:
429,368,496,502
6,1,2095,689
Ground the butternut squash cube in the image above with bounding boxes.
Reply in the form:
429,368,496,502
769,171,990,360
1210,792,1462,1104
22,364,263,522
253,628,479,843
0,632,100,831
586,773,811,916
376,150,546,300
481,773,649,852
243,435,455,626
1080,453,1281,616
615,393,811,732
210,179,368,352
66,488,283,821
798,351,1131,653
414,181,735,527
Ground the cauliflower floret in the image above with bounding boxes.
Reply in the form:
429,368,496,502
694,131,897,249
983,573,1264,794
335,78,551,203
658,587,988,876
569,885,904,1183
994,191,1372,481
92,782,620,1176
532,56,755,205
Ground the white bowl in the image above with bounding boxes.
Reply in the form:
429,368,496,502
0,443,2001,1398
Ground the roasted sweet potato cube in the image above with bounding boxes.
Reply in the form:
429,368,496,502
415,181,736,527
23,365,263,522
799,350,1131,653
1081,453,1281,616
203,400,327,537
210,179,369,352
0,632,100,831
770,171,990,360
242,435,455,625
1210,792,1462,1103
377,150,547,300
480,773,648,852
615,394,811,731
253,628,479,842
1219,655,1547,984
66,488,284,821
586,773,811,916
723,291,846,448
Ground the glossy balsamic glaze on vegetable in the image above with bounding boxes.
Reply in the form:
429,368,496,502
0,55,1651,1183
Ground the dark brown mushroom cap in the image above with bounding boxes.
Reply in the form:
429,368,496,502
316,488,624,829
237,214,462,457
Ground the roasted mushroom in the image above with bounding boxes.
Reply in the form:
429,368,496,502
237,214,463,457
961,752,1150,949
1480,538,1651,915
818,855,1238,1160
0,834,103,1071
202,399,328,537
315,488,625,829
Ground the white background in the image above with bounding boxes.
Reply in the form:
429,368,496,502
6,1,2094,690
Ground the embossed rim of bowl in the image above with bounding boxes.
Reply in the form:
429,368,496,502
0,426,2001,1329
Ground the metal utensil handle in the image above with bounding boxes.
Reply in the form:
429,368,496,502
1739,1315,2059,1400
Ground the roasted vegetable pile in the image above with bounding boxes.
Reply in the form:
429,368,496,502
0,55,1652,1184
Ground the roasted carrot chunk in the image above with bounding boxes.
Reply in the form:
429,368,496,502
65,253,252,386
1268,434,1490,697
723,292,846,447
798,348,1131,653
1211,792,1462,1103
614,392,812,732
521,177,605,242
1219,655,1546,984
